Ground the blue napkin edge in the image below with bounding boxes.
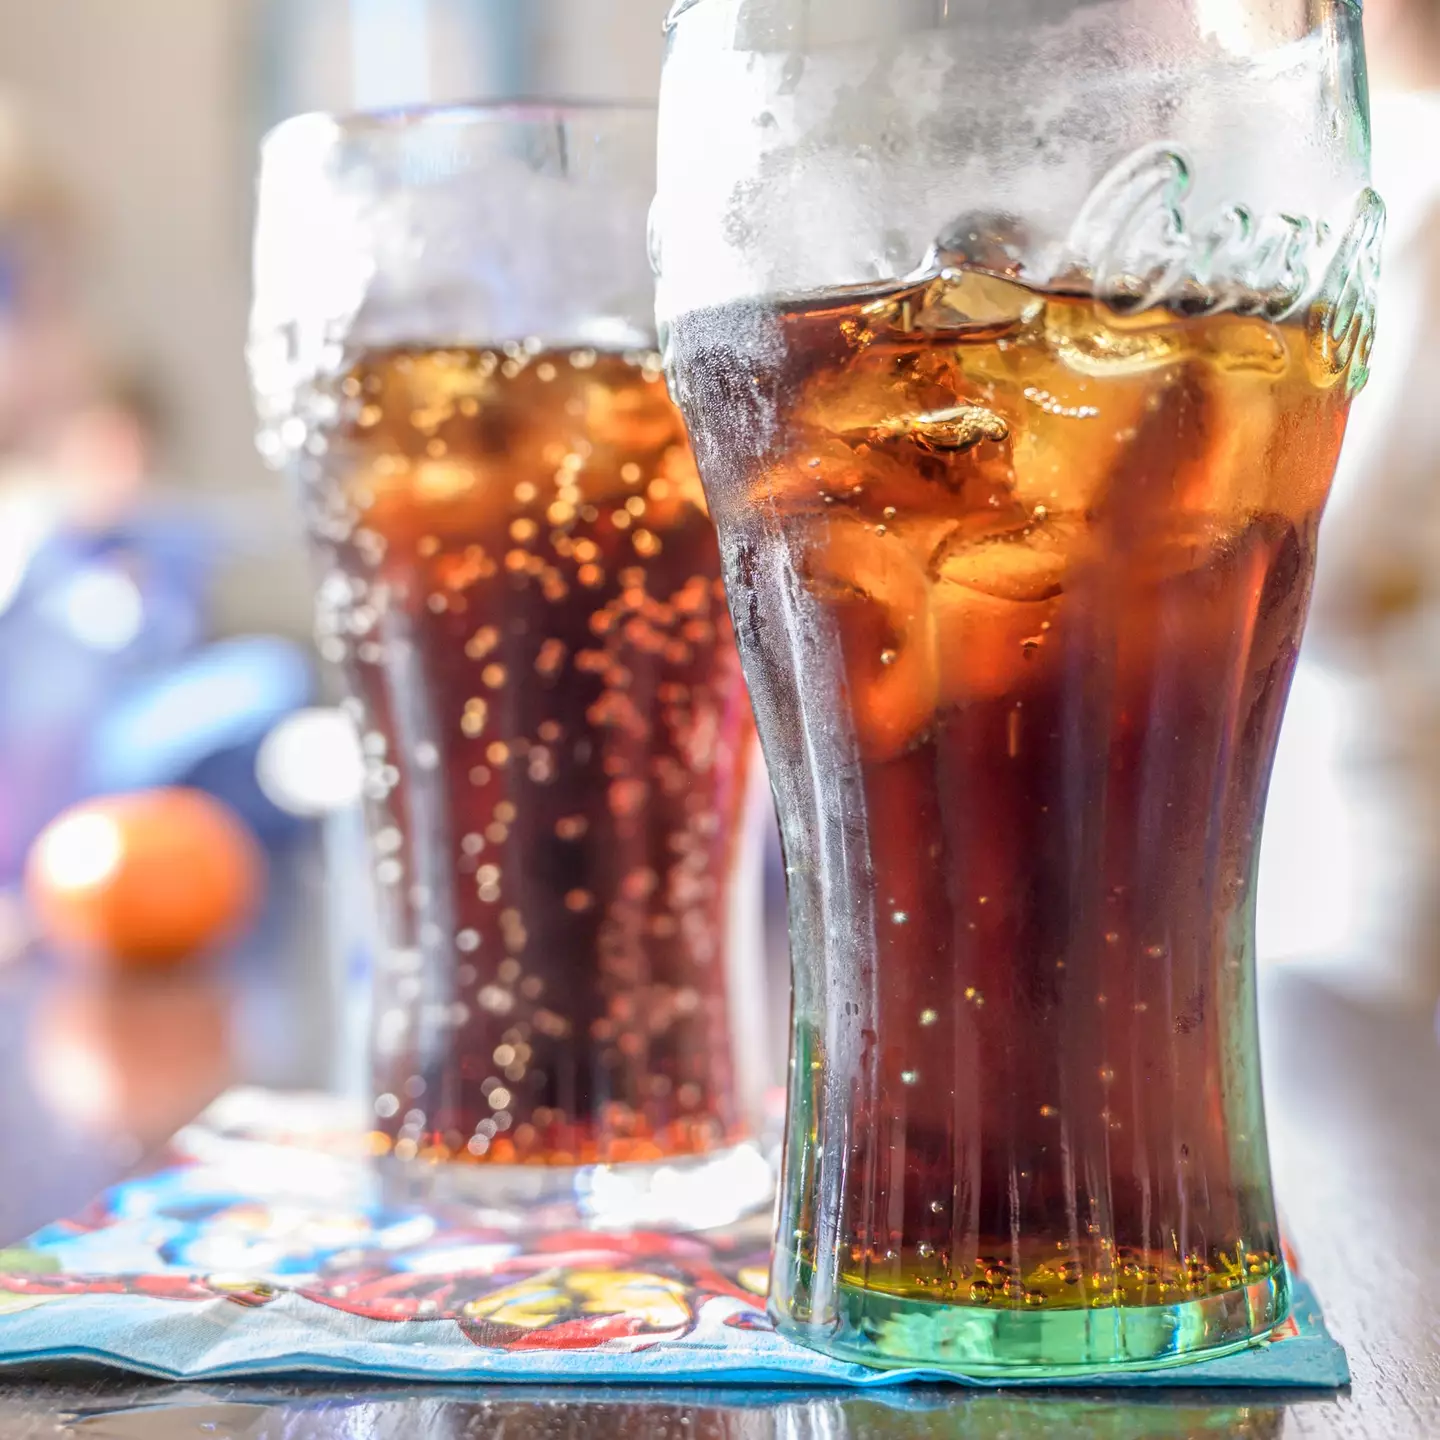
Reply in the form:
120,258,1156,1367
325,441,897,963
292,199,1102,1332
0,1274,1348,1389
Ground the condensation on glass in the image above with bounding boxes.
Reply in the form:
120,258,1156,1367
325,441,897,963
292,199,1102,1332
655,0,1380,1373
250,103,773,1229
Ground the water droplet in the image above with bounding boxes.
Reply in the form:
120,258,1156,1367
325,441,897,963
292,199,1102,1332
891,910,909,925
901,1069,920,1086
919,1007,938,1026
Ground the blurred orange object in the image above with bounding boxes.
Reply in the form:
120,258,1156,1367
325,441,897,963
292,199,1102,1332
25,788,265,967
28,971,233,1145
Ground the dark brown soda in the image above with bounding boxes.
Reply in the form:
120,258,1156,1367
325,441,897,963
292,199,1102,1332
311,345,756,1167
668,268,1352,1311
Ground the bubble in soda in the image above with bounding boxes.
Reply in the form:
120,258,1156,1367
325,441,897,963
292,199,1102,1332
309,345,756,1168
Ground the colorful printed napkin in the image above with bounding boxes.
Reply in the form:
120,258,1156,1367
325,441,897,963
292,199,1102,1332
0,1090,1348,1387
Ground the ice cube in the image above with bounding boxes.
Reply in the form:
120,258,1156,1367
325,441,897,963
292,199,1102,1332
1132,514,1241,588
1169,364,1296,525
932,516,1085,604
1007,403,1147,515
953,302,1172,516
914,270,1045,336
801,512,939,762
1202,317,1289,378
1046,303,1189,379
798,352,961,443
930,212,1032,280
868,269,1044,340
930,518,1084,703
752,437,909,516
1184,313,1332,526
932,578,1063,706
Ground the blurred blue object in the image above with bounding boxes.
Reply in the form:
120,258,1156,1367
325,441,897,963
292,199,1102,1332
89,635,314,845
0,505,314,882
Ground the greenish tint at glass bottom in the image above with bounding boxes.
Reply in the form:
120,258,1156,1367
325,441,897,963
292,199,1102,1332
774,1266,1290,1378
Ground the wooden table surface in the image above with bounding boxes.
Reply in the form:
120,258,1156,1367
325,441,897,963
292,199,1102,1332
0,960,1435,1439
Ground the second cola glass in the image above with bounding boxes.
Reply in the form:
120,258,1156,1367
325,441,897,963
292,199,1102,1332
655,0,1380,1373
251,104,771,1227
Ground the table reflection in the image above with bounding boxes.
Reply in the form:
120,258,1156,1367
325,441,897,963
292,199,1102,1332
22,1381,1306,1440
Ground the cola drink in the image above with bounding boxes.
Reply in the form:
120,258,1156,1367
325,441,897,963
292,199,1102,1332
669,267,1351,1331
309,344,758,1173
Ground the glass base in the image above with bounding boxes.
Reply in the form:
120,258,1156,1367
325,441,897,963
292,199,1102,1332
378,1139,774,1231
775,1266,1289,1378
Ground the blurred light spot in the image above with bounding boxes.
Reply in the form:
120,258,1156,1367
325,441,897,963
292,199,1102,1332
62,568,144,651
257,708,364,817
34,813,124,892
29,1017,117,1128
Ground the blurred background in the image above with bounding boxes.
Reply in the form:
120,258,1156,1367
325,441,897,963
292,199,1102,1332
0,0,1435,1241
0,0,673,1241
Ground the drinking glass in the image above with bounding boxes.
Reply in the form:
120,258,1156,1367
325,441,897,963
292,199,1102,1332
250,103,771,1229
654,0,1380,1371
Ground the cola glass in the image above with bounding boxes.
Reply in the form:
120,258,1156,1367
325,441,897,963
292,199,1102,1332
654,0,1380,1372
250,104,771,1228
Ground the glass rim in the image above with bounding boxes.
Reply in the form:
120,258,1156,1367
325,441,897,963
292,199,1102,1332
261,97,658,157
